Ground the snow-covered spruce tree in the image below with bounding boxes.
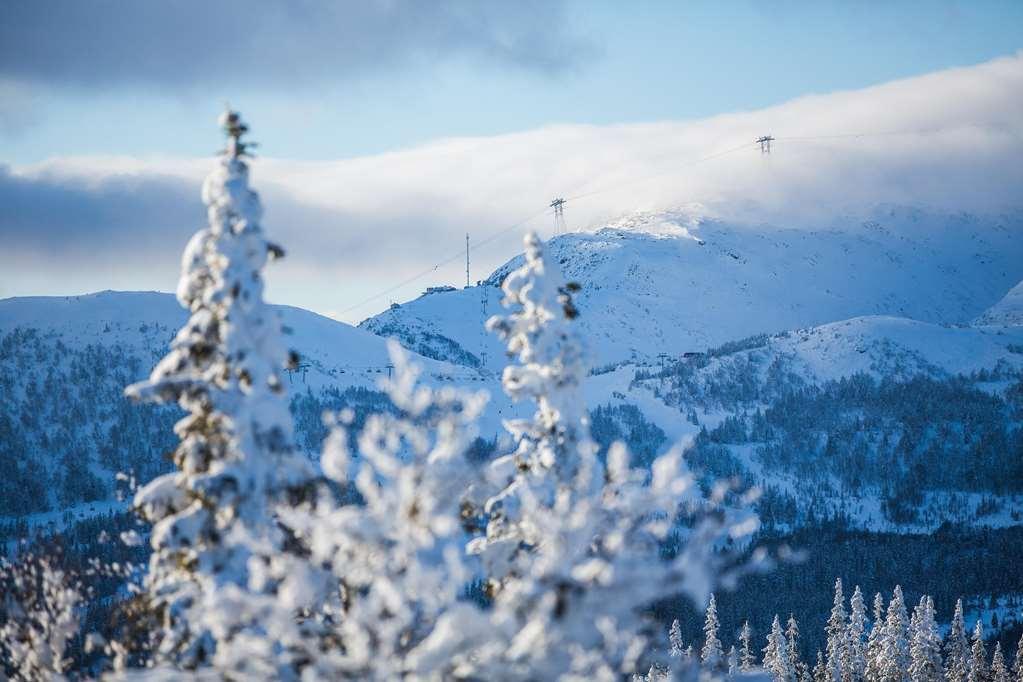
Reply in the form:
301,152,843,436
879,585,911,682
945,599,971,682
0,552,82,681
1014,633,1023,682
763,614,796,682
280,343,489,679
968,620,988,682
786,614,807,682
813,651,827,682
844,585,867,682
824,579,847,682
670,619,686,659
125,111,316,671
468,232,763,679
864,593,887,681
473,229,598,578
740,621,757,672
702,594,725,671
991,643,1010,682
907,596,942,682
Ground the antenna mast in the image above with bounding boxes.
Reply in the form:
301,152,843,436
465,233,470,288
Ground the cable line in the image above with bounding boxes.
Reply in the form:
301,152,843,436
564,140,759,202
773,127,950,142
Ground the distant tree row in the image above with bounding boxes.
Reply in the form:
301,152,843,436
650,580,1023,682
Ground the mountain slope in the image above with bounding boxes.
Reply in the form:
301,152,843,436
976,280,1023,327
0,291,487,519
0,290,478,388
751,315,1023,383
618,315,1023,533
363,207,1023,369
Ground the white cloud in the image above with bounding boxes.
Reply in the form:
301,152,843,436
7,52,1023,321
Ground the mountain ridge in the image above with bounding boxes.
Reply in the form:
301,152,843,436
362,207,1023,369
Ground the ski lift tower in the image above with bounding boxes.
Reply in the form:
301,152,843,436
756,135,775,154
550,197,567,234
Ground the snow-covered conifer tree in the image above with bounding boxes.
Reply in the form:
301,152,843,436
740,620,757,671
286,343,490,679
470,231,599,585
865,593,887,681
763,615,795,682
0,554,82,680
728,645,739,677
825,578,847,681
467,232,761,679
786,614,807,681
702,594,725,670
908,596,942,682
485,231,593,480
991,642,1009,682
126,110,316,671
762,620,780,675
945,599,971,682
670,618,686,659
1014,633,1023,682
968,620,988,682
879,585,911,682
813,651,828,682
845,585,867,682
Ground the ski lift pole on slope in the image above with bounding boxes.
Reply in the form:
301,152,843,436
757,135,775,154
550,197,567,234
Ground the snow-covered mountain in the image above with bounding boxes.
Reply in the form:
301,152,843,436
356,207,1023,535
362,207,1023,369
976,280,1023,327
4,206,1023,537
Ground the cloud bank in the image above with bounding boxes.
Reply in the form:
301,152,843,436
3,52,1023,320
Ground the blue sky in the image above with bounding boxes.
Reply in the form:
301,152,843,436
2,1,1023,319
3,1,1022,164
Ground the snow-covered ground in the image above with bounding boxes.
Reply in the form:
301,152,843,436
976,280,1023,327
